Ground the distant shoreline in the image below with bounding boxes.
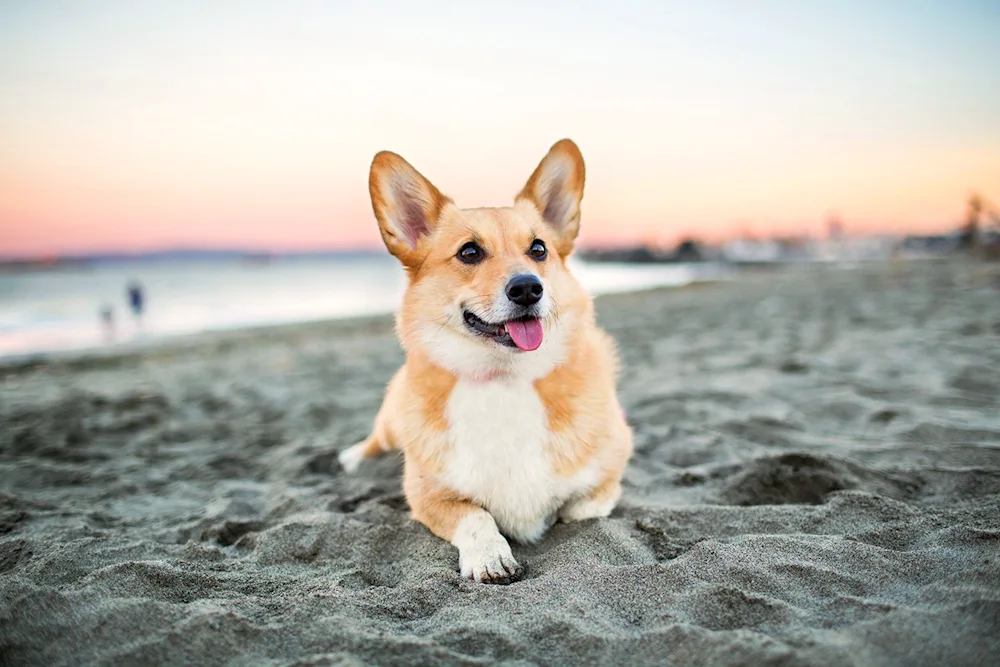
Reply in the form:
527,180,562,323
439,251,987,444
1,253,973,365
0,270,737,372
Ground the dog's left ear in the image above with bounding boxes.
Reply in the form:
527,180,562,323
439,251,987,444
516,139,586,256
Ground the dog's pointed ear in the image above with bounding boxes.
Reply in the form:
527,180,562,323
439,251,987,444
516,139,586,256
369,151,452,265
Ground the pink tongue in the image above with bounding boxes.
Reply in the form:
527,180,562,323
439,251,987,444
505,318,544,351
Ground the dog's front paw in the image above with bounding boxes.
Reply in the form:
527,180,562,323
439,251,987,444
459,537,524,585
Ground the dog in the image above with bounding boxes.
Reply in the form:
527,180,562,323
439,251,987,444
339,139,633,584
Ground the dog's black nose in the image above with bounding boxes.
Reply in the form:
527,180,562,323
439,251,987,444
505,274,543,306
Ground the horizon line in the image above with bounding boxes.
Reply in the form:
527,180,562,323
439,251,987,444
0,227,965,264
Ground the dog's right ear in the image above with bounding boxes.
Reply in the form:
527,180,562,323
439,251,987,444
369,151,451,266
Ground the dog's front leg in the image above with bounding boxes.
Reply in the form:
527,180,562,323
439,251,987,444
451,509,522,584
405,465,523,584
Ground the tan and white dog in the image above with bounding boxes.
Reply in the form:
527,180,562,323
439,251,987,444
339,139,633,584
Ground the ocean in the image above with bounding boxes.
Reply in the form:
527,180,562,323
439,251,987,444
0,255,727,359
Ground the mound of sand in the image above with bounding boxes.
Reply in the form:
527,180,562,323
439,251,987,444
2,260,999,666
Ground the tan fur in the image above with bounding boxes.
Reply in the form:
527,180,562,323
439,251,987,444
341,139,633,583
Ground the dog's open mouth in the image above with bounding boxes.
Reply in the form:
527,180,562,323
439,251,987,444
463,311,544,351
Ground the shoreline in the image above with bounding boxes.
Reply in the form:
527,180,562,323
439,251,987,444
0,269,745,374
3,256,955,369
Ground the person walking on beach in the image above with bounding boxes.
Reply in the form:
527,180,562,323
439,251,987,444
127,281,145,329
100,304,116,342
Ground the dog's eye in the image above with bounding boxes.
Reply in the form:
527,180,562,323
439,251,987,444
458,242,485,264
528,240,547,261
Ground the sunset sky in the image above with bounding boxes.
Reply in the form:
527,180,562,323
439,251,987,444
2,1,999,257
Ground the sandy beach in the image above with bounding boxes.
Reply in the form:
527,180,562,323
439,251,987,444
1,258,999,667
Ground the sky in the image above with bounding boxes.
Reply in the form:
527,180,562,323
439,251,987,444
1,0,999,257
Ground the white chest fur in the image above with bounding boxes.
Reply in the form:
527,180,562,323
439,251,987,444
441,377,599,543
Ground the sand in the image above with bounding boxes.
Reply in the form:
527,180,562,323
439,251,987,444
1,258,999,667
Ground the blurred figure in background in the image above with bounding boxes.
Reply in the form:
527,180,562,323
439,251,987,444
100,304,116,343
127,281,145,330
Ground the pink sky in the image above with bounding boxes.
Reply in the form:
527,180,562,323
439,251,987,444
2,2,998,258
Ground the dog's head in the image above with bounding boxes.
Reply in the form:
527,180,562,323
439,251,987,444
369,139,592,378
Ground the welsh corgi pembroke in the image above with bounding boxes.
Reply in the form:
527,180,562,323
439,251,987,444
339,139,633,584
